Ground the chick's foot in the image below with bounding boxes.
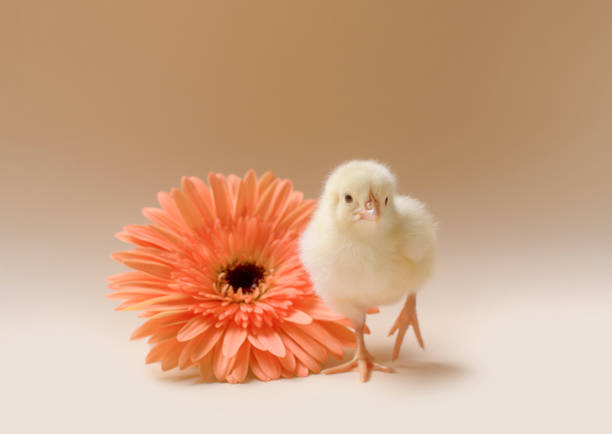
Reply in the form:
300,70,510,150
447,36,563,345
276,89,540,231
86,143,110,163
323,323,394,382
388,293,425,361
323,351,394,382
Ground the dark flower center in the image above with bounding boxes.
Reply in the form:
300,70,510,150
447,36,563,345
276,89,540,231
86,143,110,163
224,263,266,294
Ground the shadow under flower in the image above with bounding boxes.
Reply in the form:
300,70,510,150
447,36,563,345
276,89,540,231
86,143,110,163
149,343,470,386
152,367,306,385
150,368,202,384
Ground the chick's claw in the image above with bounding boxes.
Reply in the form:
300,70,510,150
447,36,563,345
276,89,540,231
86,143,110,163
388,293,425,361
323,353,395,382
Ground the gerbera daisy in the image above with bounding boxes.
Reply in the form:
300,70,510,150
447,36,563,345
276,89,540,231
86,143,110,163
108,171,355,383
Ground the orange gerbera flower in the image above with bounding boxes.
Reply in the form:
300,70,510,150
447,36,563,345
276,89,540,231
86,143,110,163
108,171,355,383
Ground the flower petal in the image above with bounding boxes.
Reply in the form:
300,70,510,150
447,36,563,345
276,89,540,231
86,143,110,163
117,224,178,251
235,171,257,218
161,343,183,371
213,342,235,381
112,250,174,267
182,176,215,225
208,173,233,225
251,348,281,380
295,362,309,377
198,350,214,381
147,322,185,344
299,297,344,321
114,258,173,280
172,187,205,234
130,311,192,340
276,190,303,223
242,170,258,214
249,351,271,381
145,339,177,364
226,342,250,384
278,348,296,373
320,321,357,349
191,326,225,361
222,322,247,358
247,334,266,351
280,323,327,364
255,178,279,218
108,274,170,289
284,309,312,325
298,321,344,359
288,200,317,232
233,179,248,219
255,328,286,358
141,207,183,236
156,191,188,233
276,200,316,233
266,179,292,222
279,334,320,373
178,337,199,369
177,316,214,342
257,171,275,196
227,174,241,197
280,368,294,379
119,294,192,311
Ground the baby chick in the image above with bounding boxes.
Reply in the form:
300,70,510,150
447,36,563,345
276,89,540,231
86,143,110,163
299,160,436,381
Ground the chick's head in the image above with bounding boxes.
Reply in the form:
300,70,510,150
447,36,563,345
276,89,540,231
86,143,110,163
322,160,397,235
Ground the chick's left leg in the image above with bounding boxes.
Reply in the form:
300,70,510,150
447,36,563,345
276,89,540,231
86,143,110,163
322,320,394,382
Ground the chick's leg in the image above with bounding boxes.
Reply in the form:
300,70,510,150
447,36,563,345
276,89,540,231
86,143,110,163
388,293,425,361
322,318,394,382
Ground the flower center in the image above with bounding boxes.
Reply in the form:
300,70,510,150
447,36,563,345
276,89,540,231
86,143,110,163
223,262,266,294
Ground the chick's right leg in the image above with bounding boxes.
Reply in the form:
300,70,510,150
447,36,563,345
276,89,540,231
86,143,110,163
322,315,394,382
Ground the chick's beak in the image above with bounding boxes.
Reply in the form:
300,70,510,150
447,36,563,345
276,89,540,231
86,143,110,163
355,191,380,221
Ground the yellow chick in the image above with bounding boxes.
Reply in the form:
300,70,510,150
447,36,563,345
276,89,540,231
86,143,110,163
299,160,437,381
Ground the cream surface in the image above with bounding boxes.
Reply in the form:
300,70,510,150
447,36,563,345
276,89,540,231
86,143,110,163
1,1,611,432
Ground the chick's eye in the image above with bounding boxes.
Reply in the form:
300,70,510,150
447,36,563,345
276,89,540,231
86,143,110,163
385,197,389,206
344,194,353,203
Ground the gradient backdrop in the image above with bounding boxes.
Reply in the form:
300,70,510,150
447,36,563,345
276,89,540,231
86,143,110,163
1,1,611,433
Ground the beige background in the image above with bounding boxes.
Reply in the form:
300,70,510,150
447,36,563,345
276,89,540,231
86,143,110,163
1,1,611,433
